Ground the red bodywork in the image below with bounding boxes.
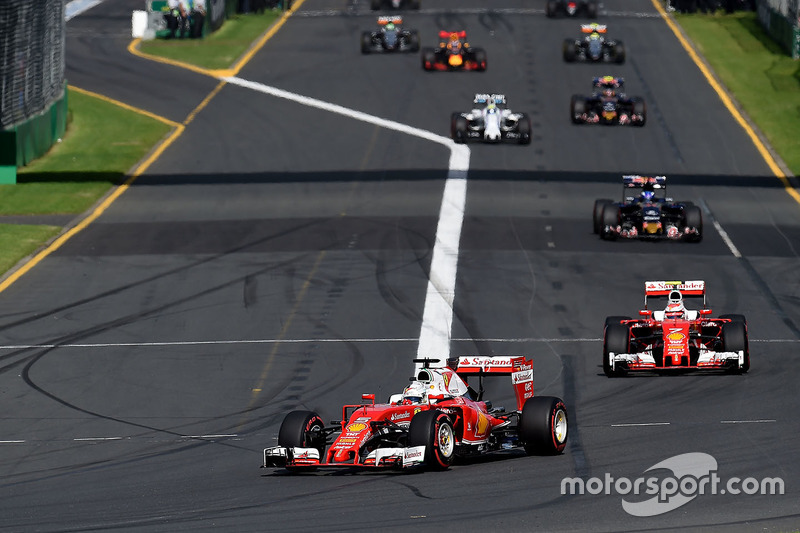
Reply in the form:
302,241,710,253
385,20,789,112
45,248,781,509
274,357,535,469
423,30,487,71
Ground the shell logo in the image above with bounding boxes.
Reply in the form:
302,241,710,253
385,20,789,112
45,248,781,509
476,412,489,435
667,332,685,342
346,422,368,432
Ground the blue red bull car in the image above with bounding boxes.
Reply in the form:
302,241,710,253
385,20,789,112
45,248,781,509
262,356,568,471
421,30,487,71
603,281,750,376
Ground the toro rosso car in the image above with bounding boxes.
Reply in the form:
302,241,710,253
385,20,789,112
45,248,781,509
361,17,420,53
594,175,703,241
262,357,568,472
563,23,625,63
603,281,750,376
371,0,420,9
422,30,487,71
451,94,531,145
571,76,645,126
546,0,599,18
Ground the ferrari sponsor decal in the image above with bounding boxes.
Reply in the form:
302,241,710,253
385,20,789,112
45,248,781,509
512,369,533,384
403,446,426,466
667,332,685,342
442,372,451,390
390,412,410,421
346,422,368,432
476,412,489,436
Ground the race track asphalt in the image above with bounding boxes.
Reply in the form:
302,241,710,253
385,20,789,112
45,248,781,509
0,0,798,531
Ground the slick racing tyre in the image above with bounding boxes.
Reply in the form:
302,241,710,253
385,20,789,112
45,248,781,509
519,396,568,455
409,31,420,52
632,98,646,127
570,95,586,124
603,318,631,377
408,410,455,469
421,48,436,71
518,114,532,145
721,314,749,373
407,0,421,9
278,411,327,468
546,0,558,17
472,48,487,71
563,40,577,62
451,114,468,143
593,199,613,234
683,205,703,242
614,42,626,64
586,0,599,18
370,0,382,9
361,32,372,54
600,203,619,240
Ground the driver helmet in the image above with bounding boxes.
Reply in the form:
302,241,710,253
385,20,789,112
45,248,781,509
664,291,686,319
402,381,427,404
486,97,497,113
384,22,395,31
641,190,655,202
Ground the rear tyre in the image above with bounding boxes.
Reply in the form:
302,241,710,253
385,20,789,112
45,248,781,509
519,396,568,455
603,321,630,377
407,0,421,9
600,203,619,240
421,48,436,71
614,42,626,63
721,315,749,373
472,48,487,71
408,31,420,52
546,0,558,17
361,32,373,54
570,95,586,124
518,113,532,145
278,411,326,467
408,410,455,469
632,98,646,127
683,205,703,242
593,199,613,234
370,0,382,10
451,113,468,143
563,40,577,62
586,0,599,18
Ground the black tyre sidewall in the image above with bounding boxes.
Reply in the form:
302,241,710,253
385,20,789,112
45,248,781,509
519,396,568,455
408,410,454,469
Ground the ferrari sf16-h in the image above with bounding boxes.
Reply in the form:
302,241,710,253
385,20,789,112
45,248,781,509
450,94,531,144
262,356,568,471
563,23,625,63
361,17,420,53
603,281,749,376
422,30,487,71
571,76,645,126
593,175,703,241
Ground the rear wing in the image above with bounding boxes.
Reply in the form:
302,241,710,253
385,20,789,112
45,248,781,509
581,23,607,33
449,356,534,411
623,175,668,202
644,280,706,308
440,30,467,40
474,93,506,105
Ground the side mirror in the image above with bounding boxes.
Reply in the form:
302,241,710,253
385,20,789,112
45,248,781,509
699,308,712,316
639,310,652,317
361,393,375,405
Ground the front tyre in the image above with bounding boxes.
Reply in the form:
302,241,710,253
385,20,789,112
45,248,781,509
408,410,455,469
721,315,749,373
519,396,568,455
518,113,532,145
603,319,630,377
593,199,612,234
278,410,326,467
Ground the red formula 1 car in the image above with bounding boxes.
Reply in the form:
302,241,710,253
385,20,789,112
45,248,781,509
603,281,749,377
262,357,568,472
421,30,487,71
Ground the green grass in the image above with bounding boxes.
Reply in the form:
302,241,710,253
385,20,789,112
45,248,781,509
138,10,281,69
675,11,800,174
0,89,171,274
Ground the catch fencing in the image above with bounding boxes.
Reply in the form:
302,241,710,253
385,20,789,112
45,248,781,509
0,0,68,182
757,0,800,58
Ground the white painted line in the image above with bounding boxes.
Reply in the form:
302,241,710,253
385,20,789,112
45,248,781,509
74,436,124,441
65,0,105,21
611,422,670,427
699,199,742,258
181,434,238,439
220,76,470,371
0,440,26,444
720,419,776,424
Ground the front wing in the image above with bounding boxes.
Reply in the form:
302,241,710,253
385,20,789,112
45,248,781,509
262,445,426,470
608,349,745,372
